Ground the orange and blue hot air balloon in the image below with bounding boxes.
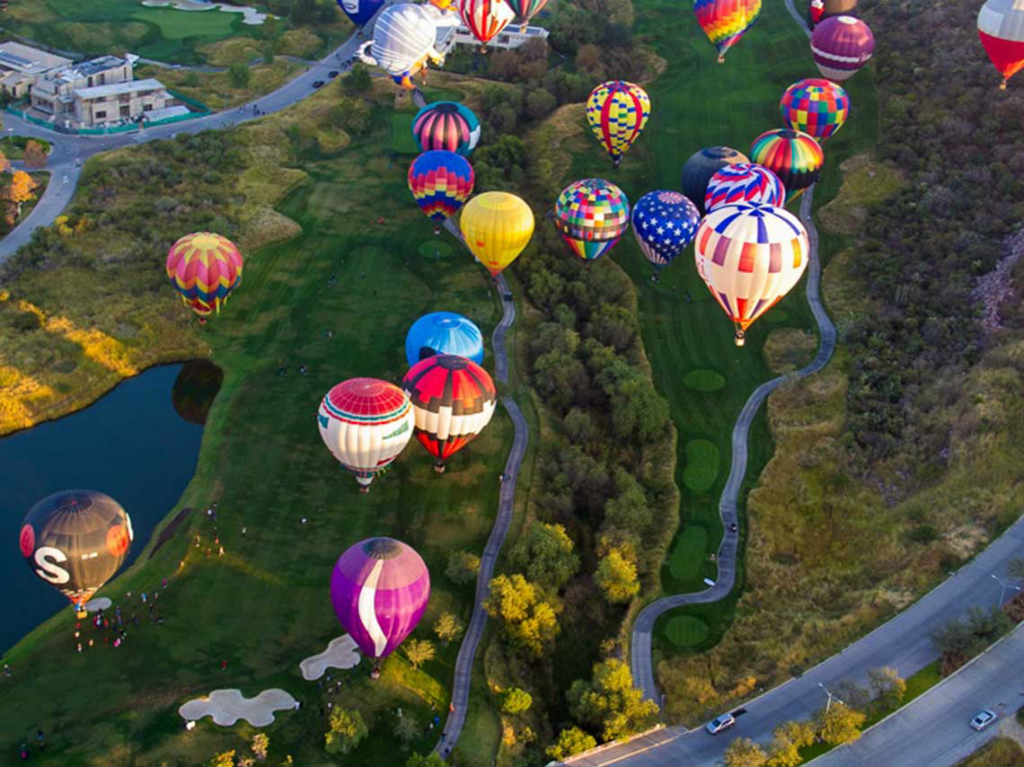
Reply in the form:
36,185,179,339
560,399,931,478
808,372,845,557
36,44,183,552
553,178,630,263
780,78,849,142
695,0,762,63
585,81,651,168
166,232,243,323
749,129,824,202
408,150,475,234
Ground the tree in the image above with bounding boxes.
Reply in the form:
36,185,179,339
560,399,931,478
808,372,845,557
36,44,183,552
324,708,368,755
251,733,269,761
406,752,447,766
502,687,533,715
568,659,659,742
508,522,579,590
867,667,906,709
525,89,557,119
766,721,815,767
7,170,37,216
209,750,236,767
603,469,653,531
446,550,480,584
404,638,436,669
0,149,8,174
344,62,372,93
23,140,47,168
815,703,866,746
394,713,420,743
434,612,463,643
546,727,597,760
484,573,561,657
595,548,640,603
724,737,768,767
229,63,251,88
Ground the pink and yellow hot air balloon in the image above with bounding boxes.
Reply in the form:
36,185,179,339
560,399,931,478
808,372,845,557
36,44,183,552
166,232,244,323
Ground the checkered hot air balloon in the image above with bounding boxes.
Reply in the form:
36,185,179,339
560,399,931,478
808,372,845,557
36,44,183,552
402,354,497,471
749,129,824,202
978,0,1024,89
630,190,701,278
704,163,786,212
166,232,243,323
695,0,762,63
811,15,874,82
458,0,515,51
330,537,430,677
694,201,809,346
585,81,651,168
681,146,749,215
317,378,415,493
412,101,481,156
553,179,630,263
780,78,849,142
408,151,475,234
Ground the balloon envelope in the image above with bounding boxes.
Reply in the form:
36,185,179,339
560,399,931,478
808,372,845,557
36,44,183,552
705,163,786,212
811,15,874,82
554,178,630,262
336,0,385,25
166,232,243,319
408,150,475,230
695,0,762,60
749,129,823,200
412,102,481,155
330,537,430,660
978,0,1024,88
681,146,749,215
20,490,133,611
405,312,484,366
403,354,497,466
504,0,547,28
631,190,700,270
459,0,515,46
780,78,849,141
460,191,535,276
585,81,651,166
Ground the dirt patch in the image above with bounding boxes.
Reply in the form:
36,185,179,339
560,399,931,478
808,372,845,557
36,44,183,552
817,154,903,236
763,327,817,374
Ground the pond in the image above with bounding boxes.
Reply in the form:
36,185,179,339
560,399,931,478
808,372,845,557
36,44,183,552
2,361,220,653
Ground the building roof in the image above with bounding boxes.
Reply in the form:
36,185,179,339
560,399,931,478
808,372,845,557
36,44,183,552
144,104,191,121
75,55,126,76
0,41,71,74
74,78,166,100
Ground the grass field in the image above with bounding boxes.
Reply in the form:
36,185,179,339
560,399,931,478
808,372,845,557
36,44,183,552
664,615,709,648
958,738,1024,767
137,57,300,111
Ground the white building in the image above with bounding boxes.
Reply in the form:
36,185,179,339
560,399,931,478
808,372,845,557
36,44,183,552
438,24,549,54
0,41,72,98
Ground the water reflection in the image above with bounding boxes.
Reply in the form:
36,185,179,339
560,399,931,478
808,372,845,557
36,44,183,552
171,359,224,425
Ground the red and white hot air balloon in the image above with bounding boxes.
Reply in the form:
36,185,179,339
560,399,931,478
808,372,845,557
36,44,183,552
458,0,515,51
978,0,1024,89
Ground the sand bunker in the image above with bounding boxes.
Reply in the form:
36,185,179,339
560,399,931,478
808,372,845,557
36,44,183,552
141,0,271,25
178,688,297,726
299,634,361,680
84,597,112,612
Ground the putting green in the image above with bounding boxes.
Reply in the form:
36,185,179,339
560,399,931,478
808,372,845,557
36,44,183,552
683,439,720,493
682,368,726,392
668,525,708,584
417,239,455,260
664,615,709,648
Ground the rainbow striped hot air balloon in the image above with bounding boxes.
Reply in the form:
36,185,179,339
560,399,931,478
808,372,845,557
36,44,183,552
317,378,415,492
412,101,481,156
695,0,762,63
402,354,497,471
780,78,850,142
585,81,651,168
330,537,430,677
166,232,243,323
554,178,630,262
811,15,874,82
704,163,786,212
749,129,824,202
458,0,515,51
408,150,475,234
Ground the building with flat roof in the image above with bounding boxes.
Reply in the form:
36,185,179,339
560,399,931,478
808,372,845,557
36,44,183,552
447,24,548,51
72,78,170,126
0,41,72,98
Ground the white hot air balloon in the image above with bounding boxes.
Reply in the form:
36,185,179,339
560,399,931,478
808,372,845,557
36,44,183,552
357,3,459,89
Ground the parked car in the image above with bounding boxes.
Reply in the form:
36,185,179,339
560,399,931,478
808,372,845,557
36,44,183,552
706,713,736,735
312,80,325,89
970,709,997,731
328,70,339,78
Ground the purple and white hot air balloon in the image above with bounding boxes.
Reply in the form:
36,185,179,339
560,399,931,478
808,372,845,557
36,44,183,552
329,537,430,677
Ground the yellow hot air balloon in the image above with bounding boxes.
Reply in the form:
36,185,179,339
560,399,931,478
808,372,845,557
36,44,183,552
459,191,534,276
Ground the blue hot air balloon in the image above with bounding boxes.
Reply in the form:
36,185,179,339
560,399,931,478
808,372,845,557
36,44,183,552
631,190,701,278
405,312,484,366
337,0,386,26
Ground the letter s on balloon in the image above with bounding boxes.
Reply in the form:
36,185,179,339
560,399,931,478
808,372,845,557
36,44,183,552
34,546,70,584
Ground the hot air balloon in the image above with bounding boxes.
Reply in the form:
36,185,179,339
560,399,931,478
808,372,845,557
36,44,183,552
505,0,547,31
458,0,515,51
405,312,484,366
780,78,849,142
704,163,786,212
412,101,481,156
357,3,459,89
978,0,1024,89
553,178,630,263
20,490,134,618
809,0,824,26
630,190,701,278
166,232,243,323
585,80,651,168
694,201,809,346
408,151,475,235
336,0,386,26
459,191,535,277
749,129,824,201
811,15,874,82
330,537,430,677
318,378,415,492
695,0,762,63
402,354,497,472
681,146,749,215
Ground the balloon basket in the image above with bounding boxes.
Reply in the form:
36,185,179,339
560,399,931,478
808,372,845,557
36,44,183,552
370,666,381,680
612,156,622,169
717,54,725,64
1000,79,1007,90
359,485,371,494
734,330,746,347
433,462,446,474
75,608,88,619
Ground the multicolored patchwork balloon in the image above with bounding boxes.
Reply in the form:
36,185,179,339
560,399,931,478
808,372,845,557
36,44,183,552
630,190,701,275
330,537,430,676
166,232,243,322
585,80,651,168
749,129,824,201
978,0,1024,89
780,78,849,141
811,15,874,82
402,354,497,471
20,490,134,617
704,163,786,212
681,146,750,215
459,191,535,276
405,311,484,366
458,0,515,50
694,201,810,346
553,178,630,262
695,0,762,62
412,101,481,155
317,378,415,492
408,150,475,234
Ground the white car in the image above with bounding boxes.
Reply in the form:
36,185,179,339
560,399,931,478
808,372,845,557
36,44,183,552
706,713,736,735
970,709,997,731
